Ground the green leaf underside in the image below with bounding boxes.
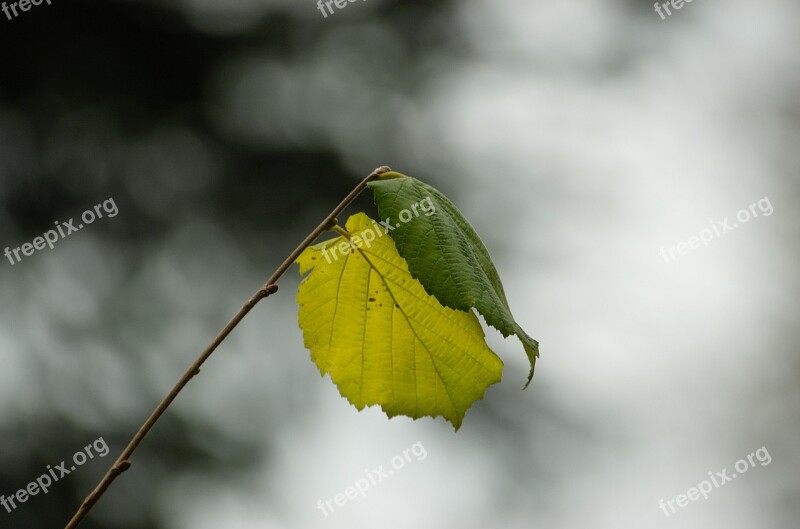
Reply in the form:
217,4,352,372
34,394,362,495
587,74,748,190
296,213,503,430
368,173,539,387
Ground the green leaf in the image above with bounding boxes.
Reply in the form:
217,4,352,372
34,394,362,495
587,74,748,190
368,172,539,387
296,213,503,430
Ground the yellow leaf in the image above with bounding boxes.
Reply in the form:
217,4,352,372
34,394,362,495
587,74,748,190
296,213,503,430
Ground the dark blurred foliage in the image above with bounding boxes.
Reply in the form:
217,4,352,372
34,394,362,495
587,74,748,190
0,1,456,528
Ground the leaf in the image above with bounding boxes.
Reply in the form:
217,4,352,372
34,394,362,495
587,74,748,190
296,213,503,430
368,172,539,387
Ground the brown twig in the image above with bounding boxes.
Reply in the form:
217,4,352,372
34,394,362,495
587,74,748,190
64,166,391,529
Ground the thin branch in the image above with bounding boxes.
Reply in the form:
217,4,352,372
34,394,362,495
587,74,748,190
64,166,391,529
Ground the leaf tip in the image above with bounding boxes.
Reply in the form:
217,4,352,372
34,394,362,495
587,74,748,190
521,340,539,390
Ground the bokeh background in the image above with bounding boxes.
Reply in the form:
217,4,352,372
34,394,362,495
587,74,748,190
1,0,798,528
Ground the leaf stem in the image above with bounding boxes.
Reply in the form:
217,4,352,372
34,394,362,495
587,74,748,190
63,165,391,529
331,225,351,238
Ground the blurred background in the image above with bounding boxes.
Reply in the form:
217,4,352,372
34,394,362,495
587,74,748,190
1,0,798,528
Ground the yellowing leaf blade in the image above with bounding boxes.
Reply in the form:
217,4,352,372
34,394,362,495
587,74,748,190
296,213,503,429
